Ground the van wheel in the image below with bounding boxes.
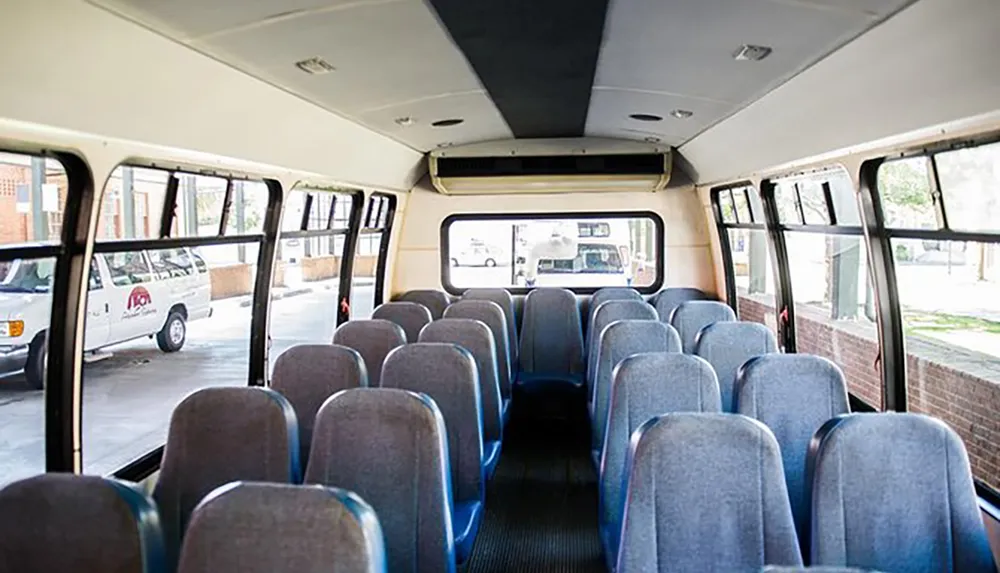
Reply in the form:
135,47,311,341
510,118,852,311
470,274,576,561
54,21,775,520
485,258,497,267
25,334,47,390
157,312,186,352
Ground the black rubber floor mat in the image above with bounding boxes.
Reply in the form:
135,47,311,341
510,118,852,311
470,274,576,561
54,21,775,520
464,405,606,573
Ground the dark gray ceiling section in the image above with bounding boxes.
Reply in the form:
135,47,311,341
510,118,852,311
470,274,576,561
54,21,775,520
427,0,610,139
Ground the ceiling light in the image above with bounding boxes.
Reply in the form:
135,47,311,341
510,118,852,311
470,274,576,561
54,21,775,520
629,113,662,122
436,142,454,148
732,44,772,62
670,109,694,119
294,57,336,75
394,117,416,127
431,118,464,127
644,136,661,143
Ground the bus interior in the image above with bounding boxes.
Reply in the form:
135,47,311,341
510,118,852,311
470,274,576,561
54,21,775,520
0,0,999,571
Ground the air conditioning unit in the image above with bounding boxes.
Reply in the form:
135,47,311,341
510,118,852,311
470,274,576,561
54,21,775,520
428,138,673,195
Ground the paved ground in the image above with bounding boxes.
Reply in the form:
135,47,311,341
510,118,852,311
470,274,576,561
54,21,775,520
0,279,375,485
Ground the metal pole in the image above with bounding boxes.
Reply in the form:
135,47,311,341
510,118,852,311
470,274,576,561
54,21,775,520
121,167,135,238
30,157,48,241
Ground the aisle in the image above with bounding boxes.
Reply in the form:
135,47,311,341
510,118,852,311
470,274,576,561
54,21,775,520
465,401,606,573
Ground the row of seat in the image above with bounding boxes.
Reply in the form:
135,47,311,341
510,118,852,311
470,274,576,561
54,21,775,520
0,475,386,573
389,286,714,391
607,410,994,573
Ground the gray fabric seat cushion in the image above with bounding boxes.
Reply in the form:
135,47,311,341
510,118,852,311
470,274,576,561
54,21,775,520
653,287,710,323
332,319,406,387
808,413,995,573
735,354,849,549
590,320,681,453
177,481,385,573
599,352,721,564
420,318,504,445
305,388,455,573
616,413,802,572
586,300,658,399
669,300,736,354
372,301,433,343
462,288,519,372
694,321,777,411
271,344,368,467
518,287,584,382
153,387,300,567
380,344,485,510
0,474,164,573
445,300,513,400
396,289,451,319
586,287,642,340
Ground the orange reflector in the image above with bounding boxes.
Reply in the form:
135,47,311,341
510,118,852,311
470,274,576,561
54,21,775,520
8,320,24,337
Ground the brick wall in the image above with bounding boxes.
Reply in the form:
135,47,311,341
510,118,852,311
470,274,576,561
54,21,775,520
737,291,1000,491
906,339,1000,490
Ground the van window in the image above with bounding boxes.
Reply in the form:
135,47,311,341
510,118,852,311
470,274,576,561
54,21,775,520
148,248,196,280
103,252,152,286
443,213,662,293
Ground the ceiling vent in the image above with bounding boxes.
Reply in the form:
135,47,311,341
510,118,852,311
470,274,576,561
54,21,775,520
429,141,672,195
732,44,772,62
295,57,336,75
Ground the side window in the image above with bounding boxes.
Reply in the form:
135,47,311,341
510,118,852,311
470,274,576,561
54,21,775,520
102,252,152,286
191,250,208,274
148,248,195,280
89,260,103,291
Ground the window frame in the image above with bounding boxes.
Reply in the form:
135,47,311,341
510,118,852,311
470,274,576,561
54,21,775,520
439,210,665,296
91,162,283,481
0,148,95,475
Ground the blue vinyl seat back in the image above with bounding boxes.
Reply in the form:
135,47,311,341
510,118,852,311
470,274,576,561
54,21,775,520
372,302,433,343
462,288,519,374
305,388,456,573
653,287,710,323
332,319,406,388
586,300,658,401
177,481,386,573
669,300,736,354
518,287,585,385
153,387,300,567
599,353,721,564
590,320,681,453
271,344,368,467
617,413,802,572
735,354,849,549
808,413,995,573
694,321,777,411
396,289,451,320
0,474,165,573
444,300,513,402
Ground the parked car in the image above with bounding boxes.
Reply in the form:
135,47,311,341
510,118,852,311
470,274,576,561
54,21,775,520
451,240,510,267
0,247,212,388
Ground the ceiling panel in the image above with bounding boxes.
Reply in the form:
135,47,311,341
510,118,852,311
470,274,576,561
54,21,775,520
593,0,875,105
94,0,368,39
359,92,513,149
585,88,733,145
199,0,484,114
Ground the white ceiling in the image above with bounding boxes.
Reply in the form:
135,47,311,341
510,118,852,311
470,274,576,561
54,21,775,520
89,0,913,152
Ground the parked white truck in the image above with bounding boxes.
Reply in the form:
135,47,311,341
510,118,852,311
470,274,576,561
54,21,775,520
0,248,212,388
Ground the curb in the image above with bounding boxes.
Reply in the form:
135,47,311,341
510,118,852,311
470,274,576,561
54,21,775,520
239,287,314,307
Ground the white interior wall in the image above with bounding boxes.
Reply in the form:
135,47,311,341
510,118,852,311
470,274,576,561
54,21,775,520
0,0,424,193
681,0,1000,186
392,179,716,296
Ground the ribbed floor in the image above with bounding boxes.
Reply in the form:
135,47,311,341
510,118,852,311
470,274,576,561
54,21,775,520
465,396,606,573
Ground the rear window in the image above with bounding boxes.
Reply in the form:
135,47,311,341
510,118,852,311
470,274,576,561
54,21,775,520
442,212,662,294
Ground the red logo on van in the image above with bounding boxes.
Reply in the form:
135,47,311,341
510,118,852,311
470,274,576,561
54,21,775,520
127,286,152,310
